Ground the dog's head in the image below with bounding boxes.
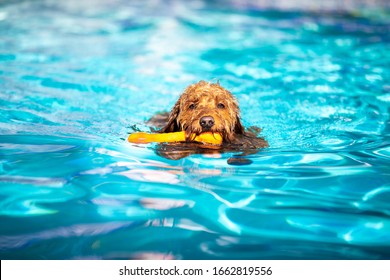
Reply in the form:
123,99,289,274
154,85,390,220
161,81,244,142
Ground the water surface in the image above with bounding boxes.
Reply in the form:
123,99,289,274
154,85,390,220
0,0,390,259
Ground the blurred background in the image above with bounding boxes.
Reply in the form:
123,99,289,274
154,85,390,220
0,0,389,260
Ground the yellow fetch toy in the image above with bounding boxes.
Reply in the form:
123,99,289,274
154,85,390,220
127,131,222,145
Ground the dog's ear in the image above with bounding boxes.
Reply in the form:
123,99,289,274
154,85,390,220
234,116,245,135
160,100,180,132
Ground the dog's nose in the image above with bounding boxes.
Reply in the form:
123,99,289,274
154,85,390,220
200,116,215,129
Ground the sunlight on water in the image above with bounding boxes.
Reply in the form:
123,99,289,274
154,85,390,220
0,0,390,259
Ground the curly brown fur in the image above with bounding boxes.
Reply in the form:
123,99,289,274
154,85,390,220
159,81,268,148
146,81,268,161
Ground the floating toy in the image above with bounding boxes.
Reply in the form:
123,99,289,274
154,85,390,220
127,131,222,145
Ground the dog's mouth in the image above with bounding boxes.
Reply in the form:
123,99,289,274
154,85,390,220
179,115,235,143
183,124,231,143
200,127,212,133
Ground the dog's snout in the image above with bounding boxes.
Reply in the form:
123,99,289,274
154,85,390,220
200,116,215,129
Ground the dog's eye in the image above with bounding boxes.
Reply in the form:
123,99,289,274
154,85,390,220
217,103,225,109
189,104,196,110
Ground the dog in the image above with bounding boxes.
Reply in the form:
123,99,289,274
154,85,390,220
148,80,268,162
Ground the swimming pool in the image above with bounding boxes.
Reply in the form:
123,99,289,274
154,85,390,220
0,0,389,259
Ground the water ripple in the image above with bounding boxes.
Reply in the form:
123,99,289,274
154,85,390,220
0,221,135,250
0,0,390,259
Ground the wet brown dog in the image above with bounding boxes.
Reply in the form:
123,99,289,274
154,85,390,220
149,80,268,161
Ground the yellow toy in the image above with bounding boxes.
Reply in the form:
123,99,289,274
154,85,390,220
127,131,222,145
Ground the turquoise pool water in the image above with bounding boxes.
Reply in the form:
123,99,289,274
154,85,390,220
1,0,390,259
